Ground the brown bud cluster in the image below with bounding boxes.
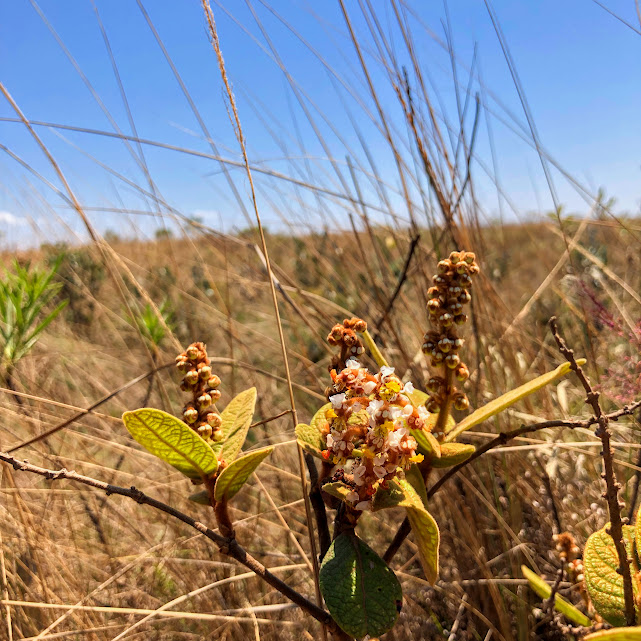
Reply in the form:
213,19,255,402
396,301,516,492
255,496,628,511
553,532,584,584
327,317,367,373
422,251,478,426
176,342,223,442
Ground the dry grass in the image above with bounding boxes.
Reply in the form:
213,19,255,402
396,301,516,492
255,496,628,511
1,2,641,639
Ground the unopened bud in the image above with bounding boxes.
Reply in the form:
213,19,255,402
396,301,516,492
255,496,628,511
455,262,467,275
198,393,212,408
464,251,476,264
426,398,441,413
454,394,469,411
207,374,221,389
445,353,460,369
184,369,199,385
438,338,452,353
212,427,224,442
206,412,223,428
437,260,450,274
198,364,212,380
197,424,213,440
183,407,199,424
456,364,470,382
439,312,453,328
353,319,367,332
186,345,199,360
454,313,468,325
209,388,222,401
175,356,189,371
427,377,442,393
449,251,461,264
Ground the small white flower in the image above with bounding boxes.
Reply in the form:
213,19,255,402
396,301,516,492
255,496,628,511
403,381,415,395
326,433,335,447
366,399,384,415
345,358,361,369
362,380,377,395
374,454,387,465
330,393,346,409
403,404,413,416
374,465,387,479
355,500,371,512
379,365,395,380
353,464,367,485
346,490,359,503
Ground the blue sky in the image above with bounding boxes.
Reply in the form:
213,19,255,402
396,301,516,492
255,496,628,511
1,0,640,246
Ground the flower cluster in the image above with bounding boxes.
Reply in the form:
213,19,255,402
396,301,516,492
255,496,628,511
320,359,427,512
553,532,584,584
175,342,223,441
327,317,367,372
422,251,478,421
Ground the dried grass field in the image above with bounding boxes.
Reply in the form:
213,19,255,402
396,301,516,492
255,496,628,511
1,2,640,640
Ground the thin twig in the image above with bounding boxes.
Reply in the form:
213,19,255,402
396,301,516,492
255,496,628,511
0,452,336,630
549,316,636,626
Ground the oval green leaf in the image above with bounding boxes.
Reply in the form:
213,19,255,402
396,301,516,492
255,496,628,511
372,478,440,584
321,481,352,503
295,422,325,458
584,524,638,626
446,360,585,442
214,446,274,501
412,428,441,459
405,463,428,506
432,443,475,468
311,403,331,433
188,489,211,505
320,532,402,638
214,387,257,463
122,408,218,479
521,565,591,626
585,629,641,641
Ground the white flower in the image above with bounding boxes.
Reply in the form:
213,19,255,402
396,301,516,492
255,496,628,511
374,465,387,479
330,393,346,409
379,366,395,380
374,454,387,465
353,464,367,486
326,433,335,447
366,399,384,416
387,427,407,448
362,380,377,395
355,500,371,512
403,404,413,416
345,358,360,369
418,405,430,420
403,381,415,395
346,490,359,503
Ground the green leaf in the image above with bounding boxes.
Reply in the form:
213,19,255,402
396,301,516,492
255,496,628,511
295,423,325,458
521,565,591,626
188,490,211,505
408,388,429,408
320,532,402,638
214,388,257,463
321,481,352,503
372,478,440,584
584,629,641,641
214,446,273,501
446,360,585,441
431,443,476,468
122,408,218,479
405,463,428,506
310,403,331,433
412,428,441,459
362,328,389,368
584,524,638,626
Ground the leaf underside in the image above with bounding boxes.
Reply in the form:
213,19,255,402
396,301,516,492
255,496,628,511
214,387,257,463
584,524,638,626
521,565,591,626
431,442,475,468
295,422,325,458
214,446,273,501
122,408,218,479
320,532,402,638
372,478,440,584
446,360,585,441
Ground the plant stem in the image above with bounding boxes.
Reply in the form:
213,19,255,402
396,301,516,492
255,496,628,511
549,316,636,626
0,452,338,631
434,367,454,435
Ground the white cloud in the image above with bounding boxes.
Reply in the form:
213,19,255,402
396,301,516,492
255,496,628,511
0,211,26,226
